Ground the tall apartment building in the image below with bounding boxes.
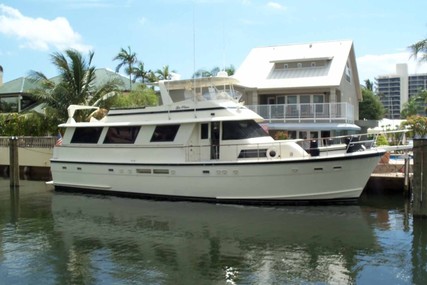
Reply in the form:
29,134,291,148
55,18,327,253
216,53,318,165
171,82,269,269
376,63,427,119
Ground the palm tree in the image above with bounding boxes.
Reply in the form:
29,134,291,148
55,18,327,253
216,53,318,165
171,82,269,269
409,39,427,62
401,96,420,118
155,65,176,80
113,46,137,89
192,68,214,78
132,61,150,84
146,71,159,83
364,79,374,91
192,65,235,78
224,65,235,76
30,49,121,122
192,67,220,78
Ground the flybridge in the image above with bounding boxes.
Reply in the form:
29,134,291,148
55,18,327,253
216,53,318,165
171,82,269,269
66,105,99,124
63,75,244,125
156,76,242,105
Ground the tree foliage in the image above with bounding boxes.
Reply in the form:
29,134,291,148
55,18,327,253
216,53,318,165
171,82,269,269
155,65,176,80
113,46,137,89
403,115,427,138
359,87,385,120
364,79,373,91
30,49,122,123
401,90,427,118
0,111,60,136
409,39,427,62
192,65,235,78
99,86,158,109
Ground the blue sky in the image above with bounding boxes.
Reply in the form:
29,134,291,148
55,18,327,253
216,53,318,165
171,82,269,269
1,0,427,84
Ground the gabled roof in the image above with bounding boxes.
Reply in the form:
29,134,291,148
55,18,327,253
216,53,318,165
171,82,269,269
0,77,39,95
0,68,133,96
94,68,131,90
234,40,359,90
49,68,132,90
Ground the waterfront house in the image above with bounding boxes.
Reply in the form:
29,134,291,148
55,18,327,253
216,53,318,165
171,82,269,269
233,40,362,142
0,67,133,173
0,74,40,113
0,68,132,114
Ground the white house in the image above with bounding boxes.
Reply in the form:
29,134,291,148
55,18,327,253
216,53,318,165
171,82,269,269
233,40,362,141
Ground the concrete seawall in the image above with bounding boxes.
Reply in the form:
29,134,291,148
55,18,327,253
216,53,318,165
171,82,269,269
0,136,54,180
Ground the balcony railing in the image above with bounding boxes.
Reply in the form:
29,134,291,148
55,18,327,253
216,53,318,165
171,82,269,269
246,102,354,123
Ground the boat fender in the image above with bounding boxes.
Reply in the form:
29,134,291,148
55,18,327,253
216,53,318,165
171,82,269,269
267,147,279,159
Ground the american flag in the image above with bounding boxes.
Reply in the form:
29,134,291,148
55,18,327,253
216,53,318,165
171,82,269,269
55,132,63,146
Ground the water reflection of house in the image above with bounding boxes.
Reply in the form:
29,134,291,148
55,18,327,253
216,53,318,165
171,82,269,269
52,193,378,284
233,40,362,143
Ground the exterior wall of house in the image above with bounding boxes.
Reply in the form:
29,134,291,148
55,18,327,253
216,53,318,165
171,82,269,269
339,71,359,121
234,41,362,140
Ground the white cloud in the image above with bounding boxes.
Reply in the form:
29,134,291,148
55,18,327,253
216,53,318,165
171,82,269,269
266,2,286,11
0,4,92,52
357,51,427,82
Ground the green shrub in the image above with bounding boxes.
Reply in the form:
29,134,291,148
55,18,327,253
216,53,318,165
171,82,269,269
403,115,427,138
376,134,389,146
274,131,289,140
0,112,59,136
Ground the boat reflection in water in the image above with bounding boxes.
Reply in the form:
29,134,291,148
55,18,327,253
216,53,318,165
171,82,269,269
52,192,378,284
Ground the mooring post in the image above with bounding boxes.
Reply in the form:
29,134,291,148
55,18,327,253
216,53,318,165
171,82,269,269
403,150,410,195
9,136,19,187
412,139,427,217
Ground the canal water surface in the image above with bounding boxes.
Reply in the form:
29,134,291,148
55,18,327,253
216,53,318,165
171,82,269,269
0,179,426,284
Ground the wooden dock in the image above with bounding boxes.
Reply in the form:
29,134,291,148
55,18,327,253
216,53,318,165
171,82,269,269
364,152,412,194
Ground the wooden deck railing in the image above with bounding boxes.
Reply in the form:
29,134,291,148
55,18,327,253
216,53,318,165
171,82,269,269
0,136,56,148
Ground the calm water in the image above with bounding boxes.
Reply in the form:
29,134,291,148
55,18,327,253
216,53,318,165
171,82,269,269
0,179,426,285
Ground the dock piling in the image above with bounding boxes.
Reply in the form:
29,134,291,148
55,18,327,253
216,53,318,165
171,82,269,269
9,136,19,187
413,139,427,217
404,151,411,194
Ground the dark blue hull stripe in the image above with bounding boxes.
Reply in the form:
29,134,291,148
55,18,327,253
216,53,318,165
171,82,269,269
51,151,384,167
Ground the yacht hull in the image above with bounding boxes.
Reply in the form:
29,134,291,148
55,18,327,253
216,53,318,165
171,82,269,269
50,150,383,203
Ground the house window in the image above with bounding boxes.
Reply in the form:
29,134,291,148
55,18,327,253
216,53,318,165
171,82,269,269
275,63,284,69
300,95,311,116
0,96,19,112
311,62,316,67
284,64,288,69
297,63,302,68
345,61,351,83
314,95,325,113
277,96,285,104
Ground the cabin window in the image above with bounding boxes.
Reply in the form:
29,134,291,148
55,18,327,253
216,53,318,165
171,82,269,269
238,149,268,158
104,126,141,144
70,127,103,144
151,125,180,142
201,123,208,139
222,120,268,140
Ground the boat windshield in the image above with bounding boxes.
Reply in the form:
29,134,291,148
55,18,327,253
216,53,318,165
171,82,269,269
222,120,269,140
